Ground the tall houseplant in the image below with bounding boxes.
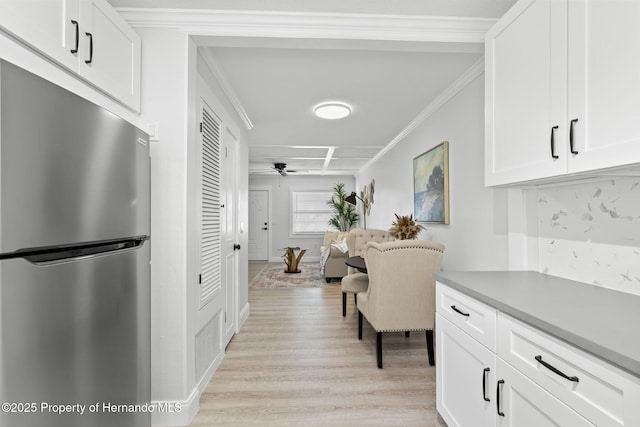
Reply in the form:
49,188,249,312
327,182,359,231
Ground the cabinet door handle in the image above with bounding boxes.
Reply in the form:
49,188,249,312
450,305,470,317
569,118,579,154
550,125,559,159
496,379,505,416
85,32,93,64
535,355,579,382
70,20,79,54
482,368,490,402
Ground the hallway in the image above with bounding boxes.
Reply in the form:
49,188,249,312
189,265,445,426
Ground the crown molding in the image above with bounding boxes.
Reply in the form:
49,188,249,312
200,49,254,130
362,57,485,170
116,8,495,43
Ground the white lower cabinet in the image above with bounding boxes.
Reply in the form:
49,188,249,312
437,313,496,427
496,358,594,427
498,313,640,427
436,282,640,427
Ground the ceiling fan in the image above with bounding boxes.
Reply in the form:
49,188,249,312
252,162,304,176
273,162,293,176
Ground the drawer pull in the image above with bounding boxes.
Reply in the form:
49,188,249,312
451,305,470,317
550,125,559,159
482,368,490,402
85,32,93,64
496,379,505,416
569,118,579,154
70,20,79,54
535,355,579,383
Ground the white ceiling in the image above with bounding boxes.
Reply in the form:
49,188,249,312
110,0,517,176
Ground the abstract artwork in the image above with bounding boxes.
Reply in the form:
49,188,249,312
413,141,449,224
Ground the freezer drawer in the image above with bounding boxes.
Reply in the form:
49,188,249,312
0,243,150,427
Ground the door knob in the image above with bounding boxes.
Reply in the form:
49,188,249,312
233,243,241,251
261,227,268,230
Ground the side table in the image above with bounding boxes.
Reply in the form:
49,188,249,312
282,247,306,273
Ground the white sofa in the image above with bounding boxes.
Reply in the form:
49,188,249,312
319,231,349,281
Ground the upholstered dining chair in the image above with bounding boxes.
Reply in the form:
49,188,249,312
357,239,445,368
341,228,393,316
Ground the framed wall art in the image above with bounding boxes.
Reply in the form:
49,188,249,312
413,141,449,224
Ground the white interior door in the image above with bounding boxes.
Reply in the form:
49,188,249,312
195,98,225,378
248,190,269,261
221,129,238,347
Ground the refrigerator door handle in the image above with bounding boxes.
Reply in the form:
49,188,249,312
0,236,148,265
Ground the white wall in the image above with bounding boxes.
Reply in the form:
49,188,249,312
135,27,194,425
248,174,355,262
136,28,251,426
357,75,509,271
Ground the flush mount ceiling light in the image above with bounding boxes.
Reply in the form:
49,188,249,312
313,101,352,120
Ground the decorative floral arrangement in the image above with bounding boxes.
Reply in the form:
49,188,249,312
389,213,425,240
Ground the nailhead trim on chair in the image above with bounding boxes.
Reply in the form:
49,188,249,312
374,245,444,252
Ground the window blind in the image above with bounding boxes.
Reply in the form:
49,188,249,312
291,191,333,234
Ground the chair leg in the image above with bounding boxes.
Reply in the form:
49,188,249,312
426,330,435,366
405,331,410,338
358,311,363,340
376,332,383,369
354,293,357,306
342,292,347,317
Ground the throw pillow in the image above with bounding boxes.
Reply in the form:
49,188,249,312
331,238,348,253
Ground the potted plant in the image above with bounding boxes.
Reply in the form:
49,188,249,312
327,182,359,231
389,213,425,240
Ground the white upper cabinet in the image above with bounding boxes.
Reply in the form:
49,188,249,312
78,0,141,111
567,0,640,173
485,0,567,186
0,0,141,111
0,0,79,70
485,0,640,186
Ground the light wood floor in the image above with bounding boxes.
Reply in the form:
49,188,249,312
190,263,446,426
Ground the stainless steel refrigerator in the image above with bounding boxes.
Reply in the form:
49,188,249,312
0,60,150,426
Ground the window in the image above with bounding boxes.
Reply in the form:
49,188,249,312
291,190,333,234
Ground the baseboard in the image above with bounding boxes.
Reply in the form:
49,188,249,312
151,389,198,427
238,302,250,330
151,352,225,426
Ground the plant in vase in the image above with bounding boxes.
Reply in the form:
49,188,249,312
389,213,425,240
327,182,359,231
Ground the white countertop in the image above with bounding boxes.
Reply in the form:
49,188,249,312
432,271,640,378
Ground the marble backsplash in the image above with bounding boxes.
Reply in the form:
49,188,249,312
537,177,640,295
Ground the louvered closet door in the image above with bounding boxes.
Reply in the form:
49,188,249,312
200,101,222,307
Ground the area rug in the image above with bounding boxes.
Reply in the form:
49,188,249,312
250,263,339,288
